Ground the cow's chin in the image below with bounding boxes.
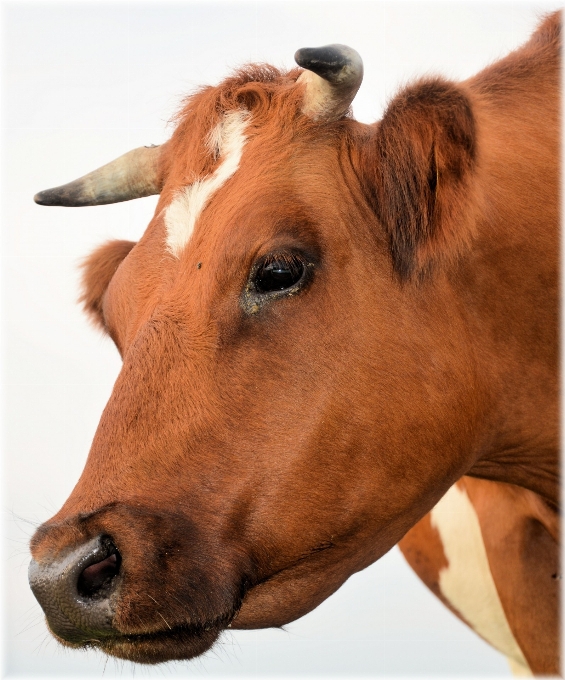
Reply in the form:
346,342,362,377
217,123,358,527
50,622,222,665
231,545,369,630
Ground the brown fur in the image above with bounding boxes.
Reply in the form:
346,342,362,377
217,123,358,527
31,12,560,672
80,240,136,331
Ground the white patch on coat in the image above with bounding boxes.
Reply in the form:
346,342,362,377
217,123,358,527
165,109,249,256
507,657,533,677
430,484,531,672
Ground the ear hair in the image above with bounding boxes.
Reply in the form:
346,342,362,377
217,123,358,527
80,240,136,330
362,78,479,279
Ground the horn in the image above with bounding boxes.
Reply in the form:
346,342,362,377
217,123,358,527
34,144,164,207
294,44,363,122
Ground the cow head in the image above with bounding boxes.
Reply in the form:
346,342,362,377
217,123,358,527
30,45,487,664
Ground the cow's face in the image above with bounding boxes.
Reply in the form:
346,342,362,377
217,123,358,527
30,55,486,663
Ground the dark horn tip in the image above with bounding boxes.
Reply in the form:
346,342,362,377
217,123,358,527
34,186,92,207
34,190,58,206
294,45,351,82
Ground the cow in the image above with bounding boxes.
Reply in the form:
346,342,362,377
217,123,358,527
28,11,559,675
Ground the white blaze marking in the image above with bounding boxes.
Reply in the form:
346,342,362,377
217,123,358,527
165,109,249,256
430,484,531,672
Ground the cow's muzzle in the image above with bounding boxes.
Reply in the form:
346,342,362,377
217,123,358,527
28,503,252,663
29,534,121,643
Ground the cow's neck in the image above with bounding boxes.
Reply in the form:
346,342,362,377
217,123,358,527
455,88,559,510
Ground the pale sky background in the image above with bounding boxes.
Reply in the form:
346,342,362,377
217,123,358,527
1,1,561,678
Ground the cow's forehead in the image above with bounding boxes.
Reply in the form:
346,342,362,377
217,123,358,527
165,109,251,257
163,64,307,187
161,68,342,260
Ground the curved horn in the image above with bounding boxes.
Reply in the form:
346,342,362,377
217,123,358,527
294,44,363,122
34,144,164,207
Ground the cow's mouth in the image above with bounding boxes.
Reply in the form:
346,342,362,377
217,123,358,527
51,620,224,664
99,624,223,664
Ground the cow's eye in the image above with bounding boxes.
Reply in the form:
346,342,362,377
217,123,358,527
255,255,305,293
242,250,314,314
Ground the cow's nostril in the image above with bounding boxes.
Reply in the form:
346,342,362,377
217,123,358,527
77,543,121,599
30,534,122,641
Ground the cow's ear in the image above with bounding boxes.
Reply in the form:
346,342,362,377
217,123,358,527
80,240,136,331
360,78,479,279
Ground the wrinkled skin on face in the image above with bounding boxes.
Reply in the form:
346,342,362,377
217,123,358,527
30,16,559,665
